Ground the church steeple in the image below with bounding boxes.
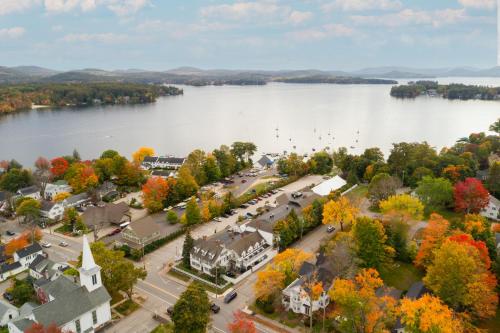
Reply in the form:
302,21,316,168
79,235,102,292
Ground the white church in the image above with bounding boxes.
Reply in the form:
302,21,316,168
8,236,112,333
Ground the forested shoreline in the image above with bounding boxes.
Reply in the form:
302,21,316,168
391,81,500,100
0,83,183,114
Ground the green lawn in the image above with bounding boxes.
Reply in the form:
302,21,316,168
115,300,140,316
379,261,424,292
345,184,368,201
423,207,464,223
151,324,174,333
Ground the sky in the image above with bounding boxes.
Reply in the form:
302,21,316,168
0,0,498,70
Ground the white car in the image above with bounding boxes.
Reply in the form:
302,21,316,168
41,242,52,248
59,241,69,247
213,217,222,222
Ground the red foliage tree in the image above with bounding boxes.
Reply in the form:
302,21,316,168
50,157,69,177
142,176,170,212
25,322,65,333
453,178,489,213
228,311,256,333
448,233,491,269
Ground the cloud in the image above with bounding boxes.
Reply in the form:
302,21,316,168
322,0,402,12
42,0,147,15
0,26,26,39
458,0,495,10
0,0,39,15
350,8,468,28
289,23,354,41
287,10,313,24
106,0,147,16
136,20,232,39
61,32,128,43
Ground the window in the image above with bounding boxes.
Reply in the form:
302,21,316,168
92,310,98,325
75,319,81,333
92,274,97,285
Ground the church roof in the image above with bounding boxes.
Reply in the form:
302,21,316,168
81,235,97,271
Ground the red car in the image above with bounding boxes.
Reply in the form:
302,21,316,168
108,228,121,237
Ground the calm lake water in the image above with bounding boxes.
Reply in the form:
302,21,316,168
1,78,499,166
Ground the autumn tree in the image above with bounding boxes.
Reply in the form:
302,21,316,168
50,157,69,178
368,173,401,206
25,322,64,333
16,198,41,225
142,176,169,212
5,233,29,255
272,248,313,284
132,146,155,165
453,178,489,213
322,196,358,231
254,268,286,301
34,156,52,196
184,149,208,185
228,311,256,333
414,214,450,269
352,217,393,269
379,194,424,221
184,197,201,226
172,282,211,333
324,232,357,278
399,294,463,333
487,161,500,197
53,191,71,202
175,166,199,199
204,154,221,183
415,176,454,210
64,162,99,193
424,240,498,320
329,269,396,333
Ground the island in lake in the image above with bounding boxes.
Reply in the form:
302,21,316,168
274,75,397,85
391,81,500,100
0,83,183,114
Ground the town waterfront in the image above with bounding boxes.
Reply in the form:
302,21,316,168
1,79,499,165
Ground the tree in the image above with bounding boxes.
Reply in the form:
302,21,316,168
176,166,199,199
78,242,147,298
414,214,450,269
9,278,35,306
423,240,498,320
322,197,359,231
415,176,454,210
368,173,401,206
254,268,286,301
25,323,64,333
53,191,71,202
132,146,155,165
184,149,208,185
142,177,169,213
379,194,424,221
453,178,489,213
172,282,211,333
64,162,99,193
277,153,307,177
489,118,500,134
228,311,256,333
0,168,33,192
324,232,357,278
167,210,178,224
308,151,334,174
213,145,237,177
185,197,201,226
100,149,120,159
352,217,393,269
329,269,396,333
16,198,41,225
50,157,69,178
34,157,52,196
182,230,194,269
272,248,313,284
399,294,463,333
230,142,257,165
5,233,29,255
203,154,221,183
487,162,500,197
62,207,86,233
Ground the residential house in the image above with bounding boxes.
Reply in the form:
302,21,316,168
81,202,130,230
257,154,275,169
121,216,161,248
311,176,347,196
62,193,92,209
190,229,272,276
9,236,112,333
16,186,40,200
140,156,158,170
96,181,118,202
141,156,185,170
29,255,68,282
39,201,64,221
0,243,43,282
151,170,176,179
44,181,72,201
0,300,19,326
282,261,333,316
481,195,500,221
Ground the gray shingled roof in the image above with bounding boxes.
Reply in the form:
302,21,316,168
40,200,56,212
126,216,161,239
64,192,90,205
82,202,130,227
18,185,39,196
12,318,36,331
0,299,17,319
40,276,80,300
226,231,265,256
16,243,42,259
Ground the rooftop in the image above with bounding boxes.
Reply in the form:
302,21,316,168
311,176,347,196
125,216,161,239
15,243,42,259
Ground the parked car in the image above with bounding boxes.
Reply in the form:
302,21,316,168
3,292,13,302
59,241,69,247
5,230,15,236
271,190,279,194
222,213,230,218
246,212,255,218
240,204,249,209
108,228,122,236
210,303,221,313
327,226,335,233
213,217,222,222
241,179,247,183
229,209,237,215
224,291,237,304
167,306,174,316
41,242,52,248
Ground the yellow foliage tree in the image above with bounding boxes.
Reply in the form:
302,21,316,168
132,147,155,165
379,194,424,221
273,248,313,283
53,192,70,202
322,196,359,231
399,294,463,333
254,268,285,301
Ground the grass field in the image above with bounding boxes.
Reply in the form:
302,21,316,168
379,261,423,292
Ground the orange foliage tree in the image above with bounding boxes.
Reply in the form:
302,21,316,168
399,294,463,333
25,322,64,333
142,176,169,213
50,157,69,178
5,233,29,256
254,268,286,301
414,213,450,269
64,162,99,193
329,269,396,333
228,311,256,333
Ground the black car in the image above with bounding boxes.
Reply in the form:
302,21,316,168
167,306,174,316
3,292,13,302
5,231,15,236
210,303,221,313
224,291,237,304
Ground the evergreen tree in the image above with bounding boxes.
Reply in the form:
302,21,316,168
182,230,194,269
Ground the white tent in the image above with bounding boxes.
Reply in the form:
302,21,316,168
312,176,347,196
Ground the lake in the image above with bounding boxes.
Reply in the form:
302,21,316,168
1,79,499,166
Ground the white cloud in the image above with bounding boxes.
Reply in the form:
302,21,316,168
0,26,26,39
458,0,495,10
289,23,354,41
106,0,147,16
322,0,402,12
287,10,313,24
61,32,128,43
350,8,467,28
0,0,39,15
42,0,147,15
136,20,232,39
